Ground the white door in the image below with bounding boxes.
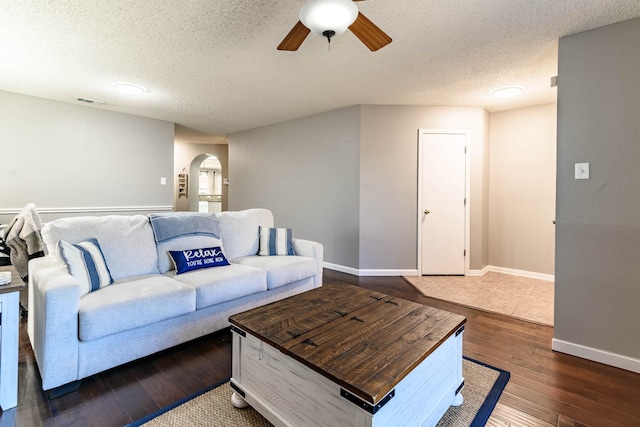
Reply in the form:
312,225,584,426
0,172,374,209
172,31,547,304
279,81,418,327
419,131,467,275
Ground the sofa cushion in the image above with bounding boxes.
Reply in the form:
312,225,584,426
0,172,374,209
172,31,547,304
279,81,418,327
231,255,317,290
169,246,230,274
216,209,274,259
42,215,159,280
78,275,196,341
149,213,226,273
167,264,267,309
57,238,113,295
258,227,295,256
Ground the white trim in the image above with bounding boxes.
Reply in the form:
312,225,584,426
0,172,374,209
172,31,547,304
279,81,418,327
552,338,640,374
485,265,554,282
467,266,490,277
467,265,553,281
417,129,471,276
323,262,359,276
325,261,553,281
323,262,418,277
0,206,174,216
358,269,419,277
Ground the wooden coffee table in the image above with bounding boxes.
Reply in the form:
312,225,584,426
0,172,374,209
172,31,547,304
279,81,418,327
229,283,466,427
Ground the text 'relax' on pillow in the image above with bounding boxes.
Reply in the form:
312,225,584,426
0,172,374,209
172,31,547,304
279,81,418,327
258,226,295,256
169,246,230,274
57,238,113,295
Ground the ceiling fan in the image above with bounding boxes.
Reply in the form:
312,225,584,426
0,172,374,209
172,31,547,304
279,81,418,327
278,0,392,52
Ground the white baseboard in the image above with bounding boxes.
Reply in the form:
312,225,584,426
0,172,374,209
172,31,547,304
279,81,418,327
324,262,555,282
323,263,359,276
469,265,554,282
323,262,418,277
467,266,490,277
552,338,640,374
358,268,419,277
324,262,552,281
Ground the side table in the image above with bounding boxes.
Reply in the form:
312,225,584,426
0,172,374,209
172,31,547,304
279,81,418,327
0,265,24,410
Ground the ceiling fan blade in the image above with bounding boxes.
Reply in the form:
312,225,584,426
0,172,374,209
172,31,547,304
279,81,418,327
349,12,392,51
278,21,311,51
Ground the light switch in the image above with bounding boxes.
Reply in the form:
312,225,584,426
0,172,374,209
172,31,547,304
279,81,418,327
575,163,589,180
160,177,167,185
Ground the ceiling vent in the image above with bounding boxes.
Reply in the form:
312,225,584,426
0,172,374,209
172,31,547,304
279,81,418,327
76,97,104,105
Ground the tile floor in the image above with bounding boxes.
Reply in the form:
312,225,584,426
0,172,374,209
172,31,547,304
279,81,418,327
403,272,554,326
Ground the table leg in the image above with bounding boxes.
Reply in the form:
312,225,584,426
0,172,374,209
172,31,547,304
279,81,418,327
452,392,464,406
231,391,249,408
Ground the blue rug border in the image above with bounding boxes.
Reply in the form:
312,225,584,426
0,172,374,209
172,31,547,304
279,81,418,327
124,376,231,427
125,358,510,427
464,356,511,427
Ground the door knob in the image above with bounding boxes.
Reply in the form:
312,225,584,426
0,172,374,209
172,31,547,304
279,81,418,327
424,209,430,215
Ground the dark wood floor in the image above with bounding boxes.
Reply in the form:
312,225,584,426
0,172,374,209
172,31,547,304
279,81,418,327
3,270,640,426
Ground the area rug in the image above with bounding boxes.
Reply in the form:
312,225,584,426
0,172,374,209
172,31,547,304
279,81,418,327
404,272,554,326
126,357,509,427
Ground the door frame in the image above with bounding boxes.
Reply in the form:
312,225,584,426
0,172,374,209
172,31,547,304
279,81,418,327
417,129,471,276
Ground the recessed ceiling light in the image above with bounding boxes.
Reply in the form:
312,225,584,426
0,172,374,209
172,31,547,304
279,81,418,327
113,82,148,95
490,85,524,98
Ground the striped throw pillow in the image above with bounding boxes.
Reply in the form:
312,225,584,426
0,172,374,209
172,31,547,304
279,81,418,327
258,227,295,256
57,238,113,295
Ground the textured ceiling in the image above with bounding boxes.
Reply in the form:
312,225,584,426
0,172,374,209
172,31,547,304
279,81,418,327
1,1,640,137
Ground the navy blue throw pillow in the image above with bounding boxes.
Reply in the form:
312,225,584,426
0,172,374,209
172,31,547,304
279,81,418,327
168,246,230,274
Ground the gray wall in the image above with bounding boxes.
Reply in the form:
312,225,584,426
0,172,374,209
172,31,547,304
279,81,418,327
359,105,489,271
0,90,174,224
555,18,640,361
228,106,361,268
228,105,489,272
489,104,556,275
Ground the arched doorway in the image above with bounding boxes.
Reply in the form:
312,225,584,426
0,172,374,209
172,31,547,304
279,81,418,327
188,154,223,213
197,156,222,213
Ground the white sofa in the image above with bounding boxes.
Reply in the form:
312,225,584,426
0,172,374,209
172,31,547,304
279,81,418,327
27,208,323,393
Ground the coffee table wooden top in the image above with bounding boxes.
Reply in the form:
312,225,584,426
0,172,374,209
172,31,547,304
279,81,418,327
229,283,466,405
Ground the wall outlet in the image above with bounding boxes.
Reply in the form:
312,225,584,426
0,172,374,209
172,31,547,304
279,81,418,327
160,177,167,185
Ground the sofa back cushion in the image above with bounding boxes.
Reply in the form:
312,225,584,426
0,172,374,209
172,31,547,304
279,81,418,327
216,209,274,259
42,215,159,280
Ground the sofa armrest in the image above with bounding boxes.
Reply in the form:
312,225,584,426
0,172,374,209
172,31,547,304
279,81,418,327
293,239,324,286
28,256,82,390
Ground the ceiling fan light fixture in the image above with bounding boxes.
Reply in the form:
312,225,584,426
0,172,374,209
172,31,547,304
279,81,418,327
299,0,359,37
490,85,524,98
